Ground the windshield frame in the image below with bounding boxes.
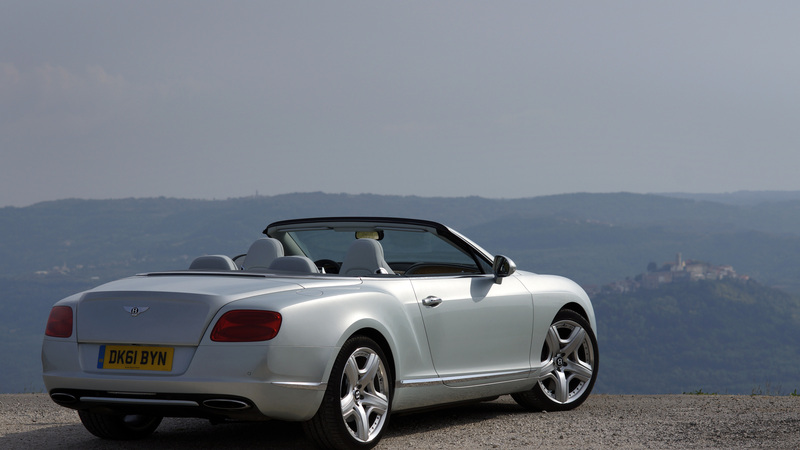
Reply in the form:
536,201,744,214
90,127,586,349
265,217,494,275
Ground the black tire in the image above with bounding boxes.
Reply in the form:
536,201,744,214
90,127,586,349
512,309,598,412
304,336,392,449
77,410,162,440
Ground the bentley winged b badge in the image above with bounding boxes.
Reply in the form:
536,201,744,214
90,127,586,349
123,306,150,317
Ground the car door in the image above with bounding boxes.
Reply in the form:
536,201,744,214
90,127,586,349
410,274,534,387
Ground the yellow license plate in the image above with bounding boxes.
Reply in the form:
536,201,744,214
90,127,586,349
98,345,174,371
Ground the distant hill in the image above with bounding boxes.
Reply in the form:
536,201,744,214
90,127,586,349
593,279,800,395
5,192,800,288
4,191,800,393
661,190,800,205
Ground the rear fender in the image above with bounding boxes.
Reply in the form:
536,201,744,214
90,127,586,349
204,282,435,386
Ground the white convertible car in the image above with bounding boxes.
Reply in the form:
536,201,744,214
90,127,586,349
43,217,598,449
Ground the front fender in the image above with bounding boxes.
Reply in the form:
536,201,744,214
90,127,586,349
515,272,597,371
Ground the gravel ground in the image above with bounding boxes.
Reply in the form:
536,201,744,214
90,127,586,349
1,393,798,449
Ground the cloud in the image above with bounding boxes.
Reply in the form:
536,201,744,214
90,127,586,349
0,62,212,142
0,62,21,87
0,63,126,136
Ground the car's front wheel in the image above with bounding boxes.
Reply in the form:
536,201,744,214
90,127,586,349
304,336,392,449
512,309,598,411
77,410,162,440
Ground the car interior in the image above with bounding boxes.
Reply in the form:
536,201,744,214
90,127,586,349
190,235,483,277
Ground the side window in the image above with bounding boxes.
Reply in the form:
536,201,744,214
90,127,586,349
381,231,483,276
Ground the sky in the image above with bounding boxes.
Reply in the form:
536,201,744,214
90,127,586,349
2,1,800,207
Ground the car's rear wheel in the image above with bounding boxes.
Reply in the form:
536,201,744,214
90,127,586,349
304,336,392,449
512,309,598,411
77,410,162,440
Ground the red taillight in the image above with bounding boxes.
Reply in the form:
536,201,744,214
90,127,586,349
211,310,282,342
45,306,73,338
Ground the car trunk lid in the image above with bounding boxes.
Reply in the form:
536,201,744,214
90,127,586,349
75,273,307,346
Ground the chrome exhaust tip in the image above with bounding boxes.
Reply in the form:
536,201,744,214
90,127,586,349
50,392,78,404
202,399,251,410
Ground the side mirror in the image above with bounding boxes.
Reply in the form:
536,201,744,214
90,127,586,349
492,255,516,284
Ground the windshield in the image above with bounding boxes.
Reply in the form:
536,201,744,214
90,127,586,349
277,227,491,276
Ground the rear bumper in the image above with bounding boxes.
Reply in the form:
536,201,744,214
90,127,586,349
43,375,327,422
42,338,334,421
47,389,266,421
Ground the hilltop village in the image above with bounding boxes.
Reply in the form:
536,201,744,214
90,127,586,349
584,253,750,297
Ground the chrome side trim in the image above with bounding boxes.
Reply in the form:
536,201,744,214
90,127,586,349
271,381,328,391
80,396,199,407
397,377,444,387
399,369,531,388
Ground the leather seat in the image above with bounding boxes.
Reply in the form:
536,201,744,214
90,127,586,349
189,255,239,270
241,238,284,271
267,256,320,274
339,239,394,276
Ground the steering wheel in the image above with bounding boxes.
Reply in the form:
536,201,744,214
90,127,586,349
314,259,340,274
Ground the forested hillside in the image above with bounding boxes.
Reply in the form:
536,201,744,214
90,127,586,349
5,192,800,289
3,191,800,393
593,279,800,394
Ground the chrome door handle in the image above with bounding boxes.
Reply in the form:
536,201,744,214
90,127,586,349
422,296,443,307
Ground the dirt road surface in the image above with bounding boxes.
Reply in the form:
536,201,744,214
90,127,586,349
1,394,798,449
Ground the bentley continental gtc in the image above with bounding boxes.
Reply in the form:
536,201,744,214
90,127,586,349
42,217,598,449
